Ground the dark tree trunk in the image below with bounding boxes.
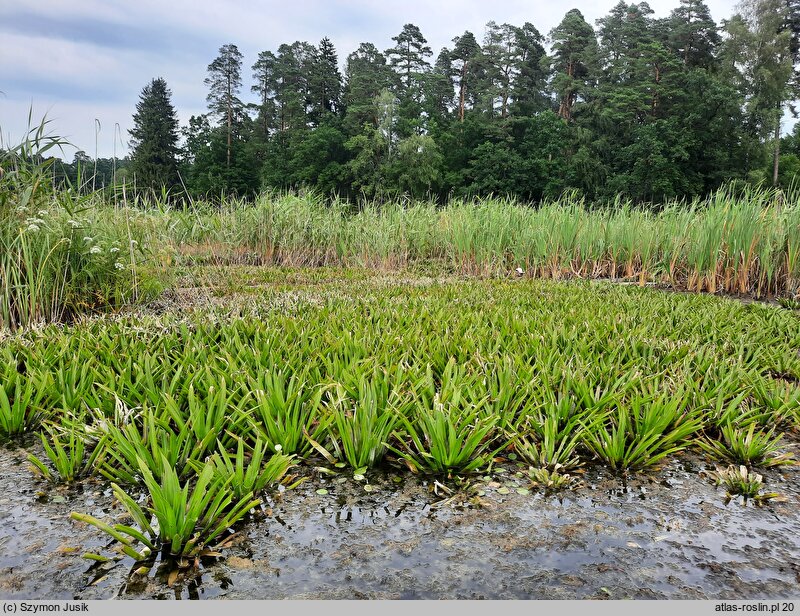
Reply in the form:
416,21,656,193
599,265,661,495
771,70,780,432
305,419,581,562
459,62,467,122
773,105,781,187
227,76,232,170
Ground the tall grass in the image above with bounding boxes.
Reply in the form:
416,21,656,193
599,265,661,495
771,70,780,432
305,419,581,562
0,120,156,330
121,186,800,299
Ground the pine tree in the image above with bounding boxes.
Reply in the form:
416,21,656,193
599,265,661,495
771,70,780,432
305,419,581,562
549,9,599,121
205,43,244,170
479,22,522,119
667,0,720,68
426,48,456,126
450,31,481,121
386,24,433,91
343,43,393,133
128,77,180,190
596,1,629,81
386,24,433,136
510,23,550,117
273,42,316,131
251,50,278,137
596,2,655,84
788,0,800,73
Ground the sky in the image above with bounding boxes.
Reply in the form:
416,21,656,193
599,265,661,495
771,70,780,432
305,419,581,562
0,0,754,160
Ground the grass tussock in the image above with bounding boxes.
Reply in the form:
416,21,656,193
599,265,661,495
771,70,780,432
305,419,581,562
705,465,782,503
0,121,158,331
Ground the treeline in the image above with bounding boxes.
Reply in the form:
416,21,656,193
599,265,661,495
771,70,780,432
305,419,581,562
125,0,800,202
54,152,132,191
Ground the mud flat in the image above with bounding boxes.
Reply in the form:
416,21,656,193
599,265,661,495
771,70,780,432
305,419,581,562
1,440,798,601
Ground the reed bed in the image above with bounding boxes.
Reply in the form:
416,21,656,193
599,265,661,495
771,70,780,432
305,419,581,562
123,187,800,300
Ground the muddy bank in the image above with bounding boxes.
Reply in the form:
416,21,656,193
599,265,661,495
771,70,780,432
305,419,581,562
1,441,799,600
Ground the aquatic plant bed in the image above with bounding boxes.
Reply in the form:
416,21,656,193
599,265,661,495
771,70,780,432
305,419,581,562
0,269,798,599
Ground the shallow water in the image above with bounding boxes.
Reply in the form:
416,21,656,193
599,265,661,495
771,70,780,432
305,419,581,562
1,440,799,600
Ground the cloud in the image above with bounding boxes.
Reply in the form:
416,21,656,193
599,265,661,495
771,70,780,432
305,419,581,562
1,0,744,159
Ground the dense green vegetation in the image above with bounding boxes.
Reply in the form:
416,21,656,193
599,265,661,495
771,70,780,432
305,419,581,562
1,0,799,562
5,121,799,335
91,0,798,202
2,144,798,561
0,123,154,330
150,187,800,299
4,159,800,331
1,270,798,558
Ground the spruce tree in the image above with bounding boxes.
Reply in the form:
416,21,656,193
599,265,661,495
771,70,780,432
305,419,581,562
309,37,343,122
128,77,180,190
